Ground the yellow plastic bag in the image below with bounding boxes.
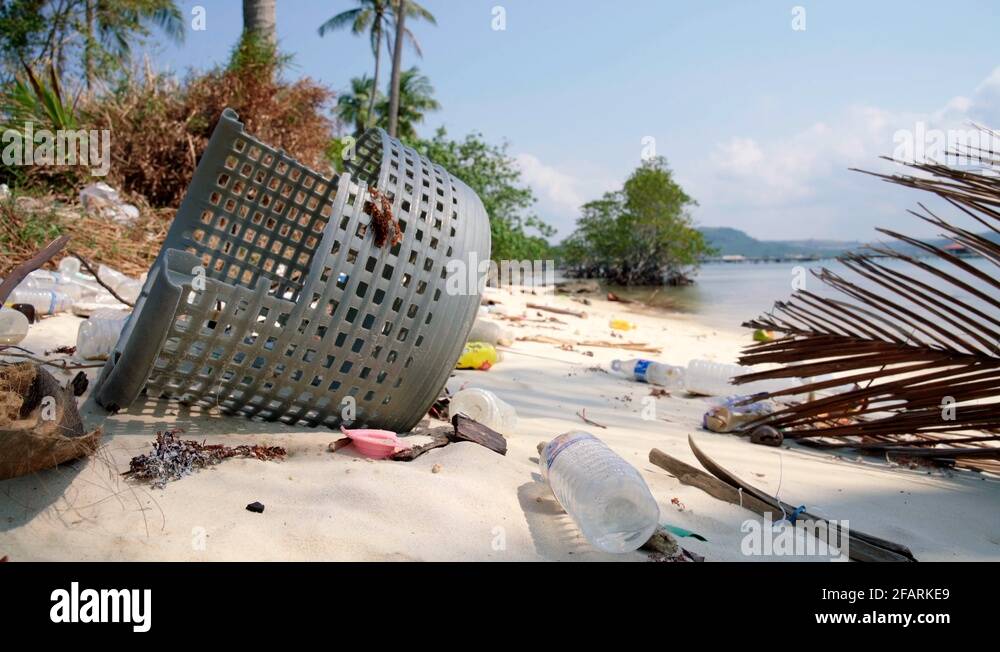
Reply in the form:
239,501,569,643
456,341,499,370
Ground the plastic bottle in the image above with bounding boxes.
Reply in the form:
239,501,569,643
610,359,684,389
98,264,143,303
449,388,517,434
6,288,74,315
57,257,106,296
683,359,792,397
467,318,513,346
456,341,499,370
0,307,29,345
540,431,660,553
76,309,130,360
703,396,776,433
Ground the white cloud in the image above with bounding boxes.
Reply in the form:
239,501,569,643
513,153,618,237
691,66,1000,238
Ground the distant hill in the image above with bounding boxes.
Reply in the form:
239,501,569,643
698,227,862,259
698,227,998,259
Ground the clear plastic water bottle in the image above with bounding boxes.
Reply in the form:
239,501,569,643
539,431,660,553
98,264,143,303
610,358,684,389
683,359,793,397
0,307,29,345
7,288,74,315
449,387,518,434
76,309,130,360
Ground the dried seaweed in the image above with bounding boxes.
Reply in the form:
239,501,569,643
364,186,402,248
736,128,1000,467
124,430,286,488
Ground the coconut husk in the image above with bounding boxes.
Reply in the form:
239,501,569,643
0,362,101,480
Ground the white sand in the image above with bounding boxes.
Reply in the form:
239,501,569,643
2,288,998,561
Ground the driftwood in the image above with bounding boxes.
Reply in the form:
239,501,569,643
0,362,101,480
452,414,507,455
391,419,508,461
648,448,774,514
526,303,587,318
517,334,662,354
390,426,453,461
691,436,916,562
0,234,70,305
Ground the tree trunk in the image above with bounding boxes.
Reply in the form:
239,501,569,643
367,19,382,129
243,0,277,45
387,0,406,138
83,0,95,91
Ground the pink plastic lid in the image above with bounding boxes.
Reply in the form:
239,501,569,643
341,427,411,459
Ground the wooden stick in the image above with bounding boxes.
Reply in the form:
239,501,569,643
0,234,70,305
69,250,136,307
648,448,774,514
516,334,662,354
526,303,587,318
576,408,608,429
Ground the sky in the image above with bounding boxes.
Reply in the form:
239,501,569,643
141,0,1000,242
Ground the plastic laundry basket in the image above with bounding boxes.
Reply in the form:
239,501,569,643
94,108,491,432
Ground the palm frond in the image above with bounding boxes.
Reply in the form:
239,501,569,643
736,130,1000,464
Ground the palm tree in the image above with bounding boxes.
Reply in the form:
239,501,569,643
386,0,435,137
319,0,390,130
320,0,434,135
82,0,186,90
242,0,277,44
376,66,439,142
336,75,383,136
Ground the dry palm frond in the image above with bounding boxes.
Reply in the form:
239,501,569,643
736,131,1000,465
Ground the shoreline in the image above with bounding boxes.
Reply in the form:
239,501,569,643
1,287,998,561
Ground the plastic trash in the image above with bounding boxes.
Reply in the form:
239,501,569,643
752,328,776,342
0,308,29,345
683,359,794,397
456,341,499,370
97,264,143,303
57,257,107,297
340,427,410,459
76,309,131,360
609,318,637,331
539,431,660,553
6,288,74,315
610,358,684,389
93,109,490,433
449,388,517,434
467,318,513,346
80,182,140,225
703,395,776,433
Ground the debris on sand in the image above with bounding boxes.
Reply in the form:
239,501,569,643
124,430,286,488
0,362,101,480
364,186,402,248
245,501,265,514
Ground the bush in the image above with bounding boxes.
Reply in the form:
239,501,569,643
83,35,336,207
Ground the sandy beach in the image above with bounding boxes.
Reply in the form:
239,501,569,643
1,287,998,562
